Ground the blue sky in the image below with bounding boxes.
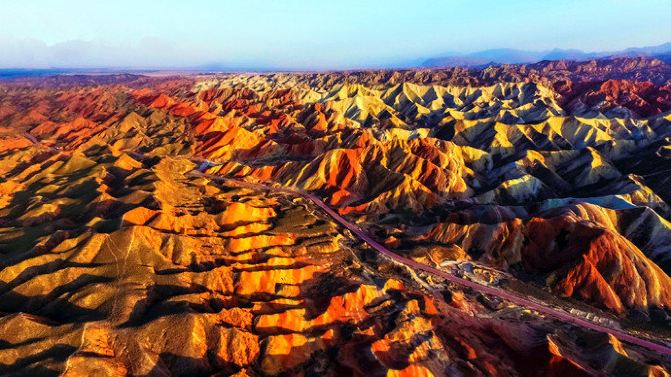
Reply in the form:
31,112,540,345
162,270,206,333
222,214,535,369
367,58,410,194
0,0,669,69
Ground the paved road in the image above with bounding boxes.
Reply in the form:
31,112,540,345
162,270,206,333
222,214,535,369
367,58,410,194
304,192,671,356
22,132,58,152
21,134,671,356
188,161,671,356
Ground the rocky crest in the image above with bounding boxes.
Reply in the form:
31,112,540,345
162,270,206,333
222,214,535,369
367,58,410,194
1,58,671,375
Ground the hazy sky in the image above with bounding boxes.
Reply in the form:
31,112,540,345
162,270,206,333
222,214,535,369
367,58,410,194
0,0,669,70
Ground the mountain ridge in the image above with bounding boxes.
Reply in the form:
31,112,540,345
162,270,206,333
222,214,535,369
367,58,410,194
423,42,671,68
2,55,671,376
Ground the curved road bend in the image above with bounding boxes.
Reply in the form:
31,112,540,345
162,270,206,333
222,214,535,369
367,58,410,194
24,141,671,355
22,131,59,152
306,193,671,356
189,165,671,356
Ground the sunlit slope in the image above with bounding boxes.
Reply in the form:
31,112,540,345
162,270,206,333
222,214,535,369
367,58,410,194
2,61,671,375
0,140,600,376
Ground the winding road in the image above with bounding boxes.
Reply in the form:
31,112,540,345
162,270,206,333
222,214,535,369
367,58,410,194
25,133,671,356
303,190,671,356
191,162,671,357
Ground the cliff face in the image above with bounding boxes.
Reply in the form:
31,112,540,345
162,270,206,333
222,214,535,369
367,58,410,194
1,58,671,375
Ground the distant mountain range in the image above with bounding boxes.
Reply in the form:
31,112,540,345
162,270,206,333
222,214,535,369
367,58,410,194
422,42,671,67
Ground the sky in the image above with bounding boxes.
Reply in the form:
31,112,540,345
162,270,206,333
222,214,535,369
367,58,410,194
0,0,669,70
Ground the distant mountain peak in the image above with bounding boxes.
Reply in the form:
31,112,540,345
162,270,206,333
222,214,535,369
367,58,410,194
423,42,671,68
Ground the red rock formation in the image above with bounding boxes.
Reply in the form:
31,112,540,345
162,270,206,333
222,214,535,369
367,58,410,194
1,58,671,375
